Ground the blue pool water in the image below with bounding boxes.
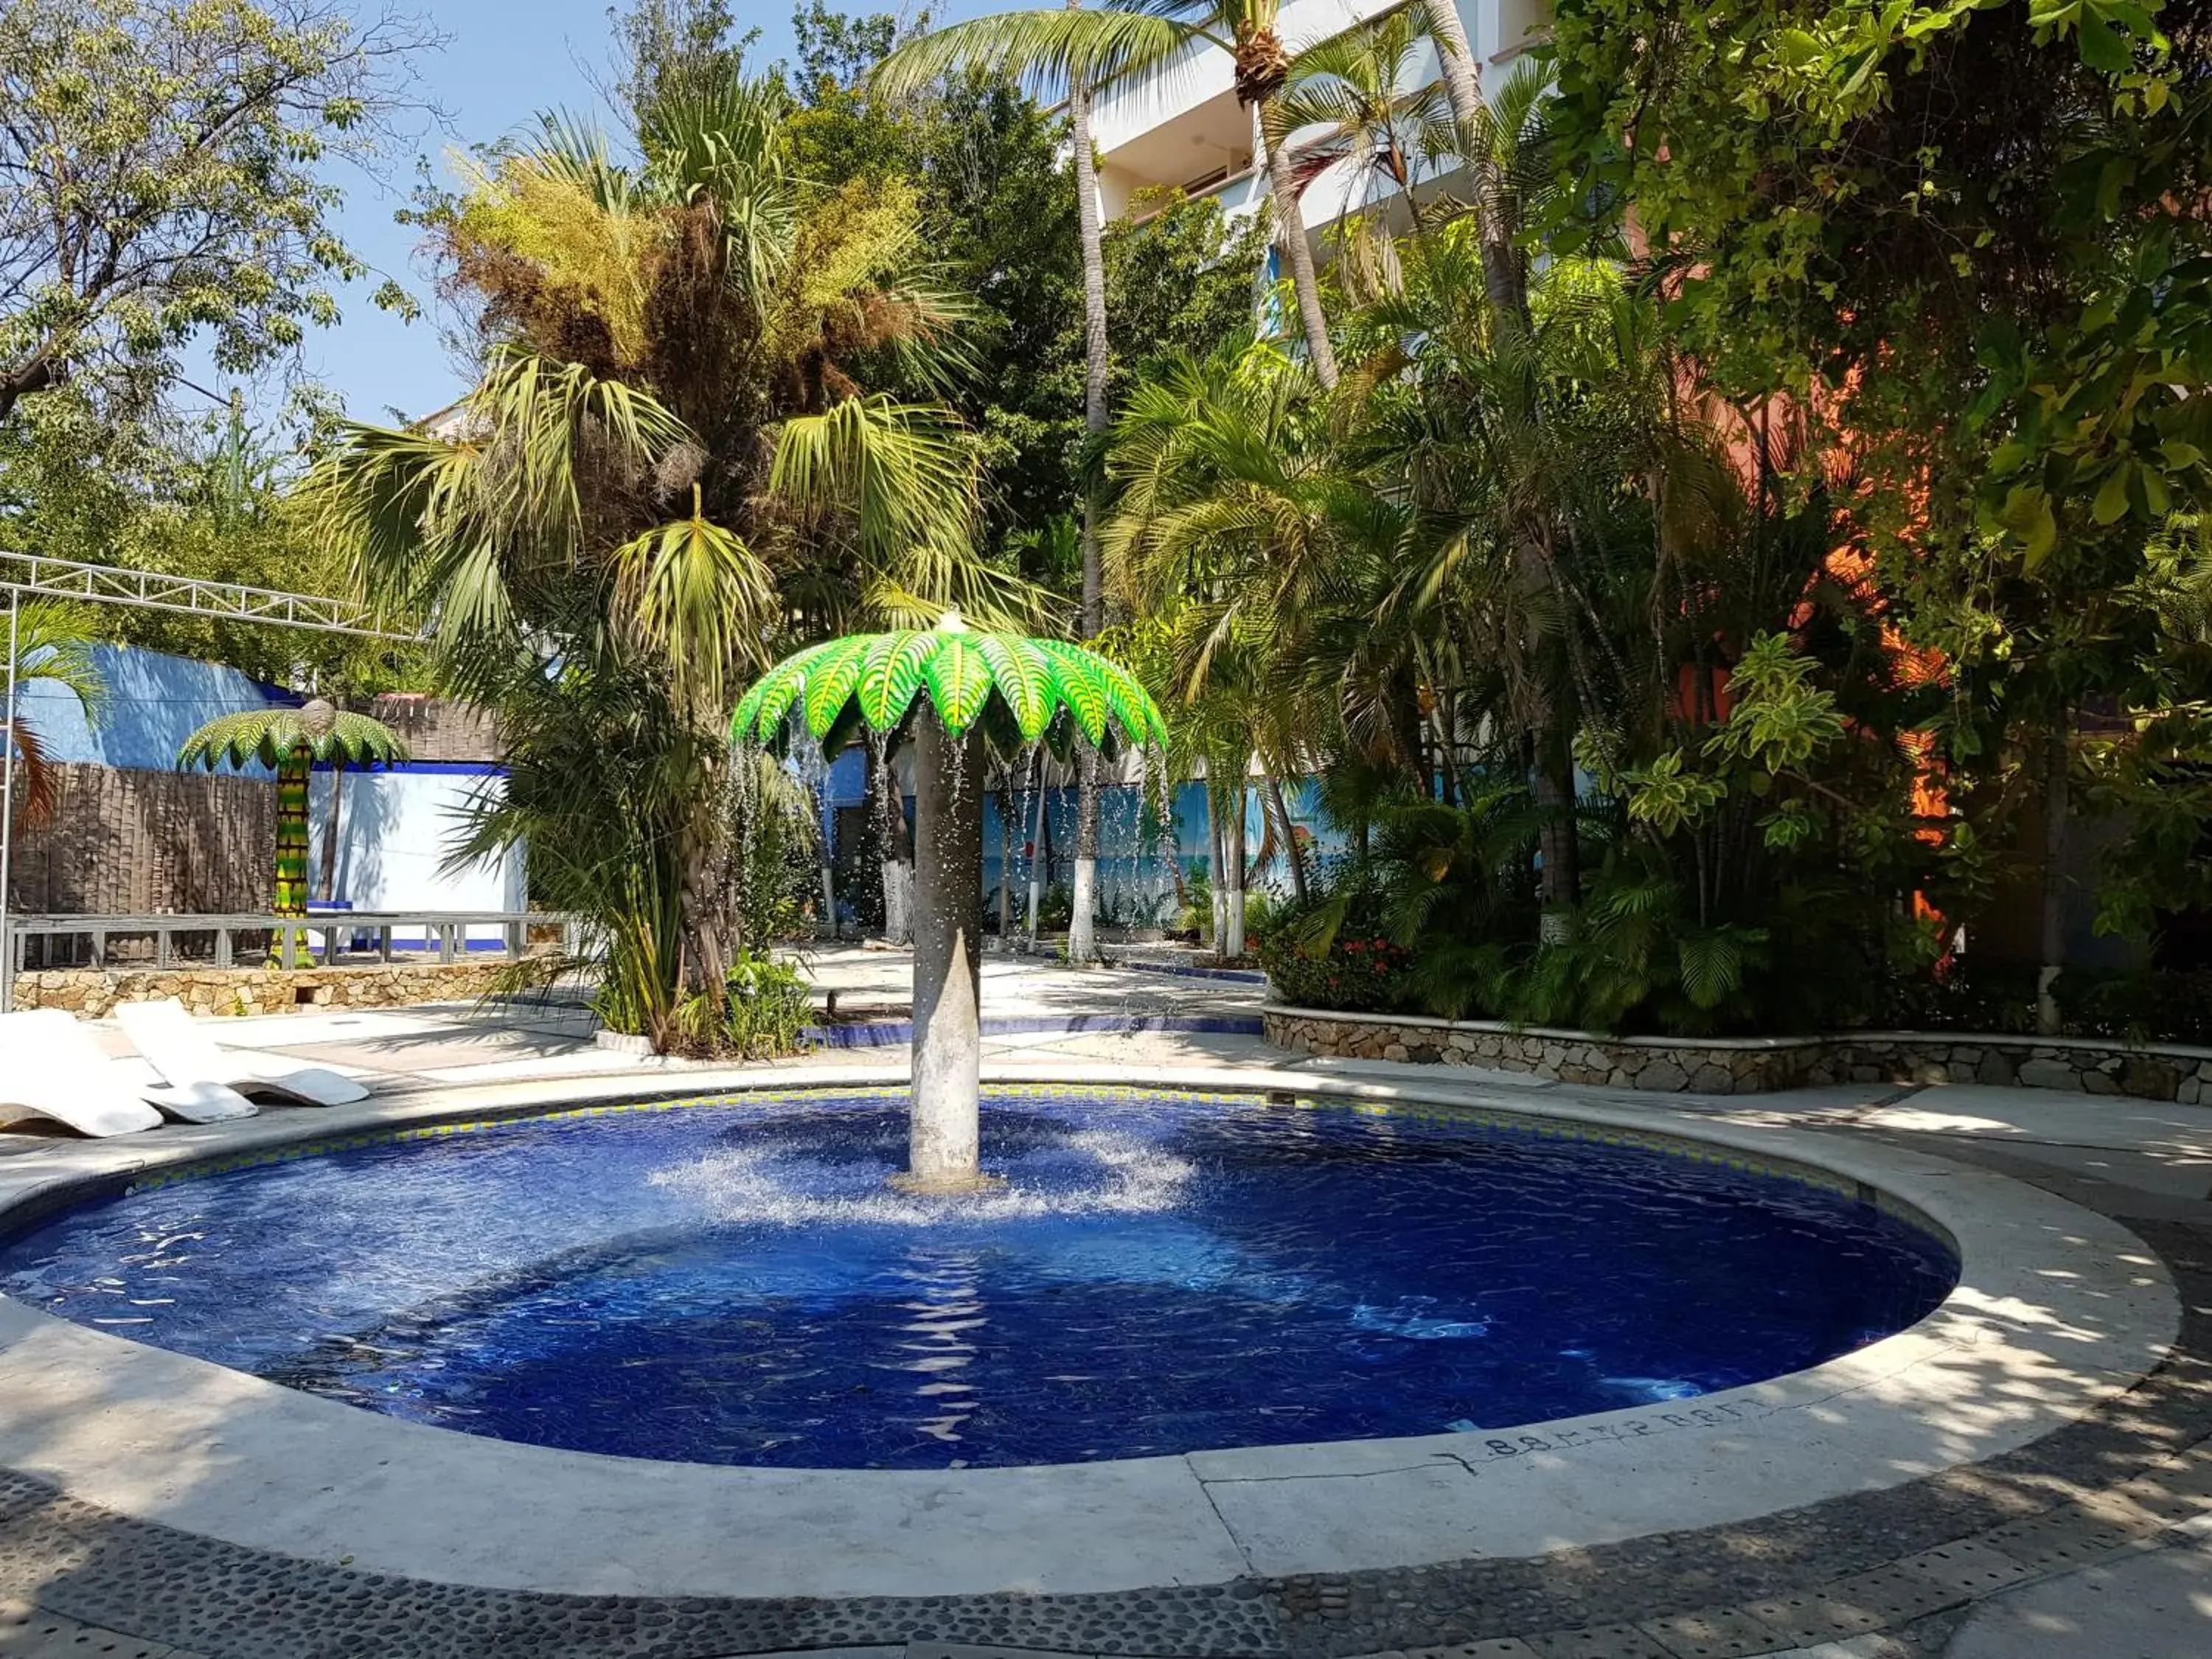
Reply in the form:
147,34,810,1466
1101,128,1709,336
0,1090,1955,1468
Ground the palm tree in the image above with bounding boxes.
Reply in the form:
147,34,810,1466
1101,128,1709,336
734,613,1166,1189
878,7,1129,964
310,77,1020,1046
177,701,408,921
2,602,105,833
1104,339,1391,937
1410,0,1526,330
1264,4,1453,300
874,0,1342,388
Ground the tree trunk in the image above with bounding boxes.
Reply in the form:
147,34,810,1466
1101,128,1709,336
1260,116,1340,389
1068,742,1103,962
873,740,912,945
1223,785,1248,959
1266,771,1307,902
901,713,991,1192
1534,714,1580,936
1071,55,1110,633
317,759,343,903
1207,785,1226,950
1026,751,1049,949
275,744,311,919
1423,0,1528,333
2038,726,2070,1037
995,767,1017,952
1068,43,1113,967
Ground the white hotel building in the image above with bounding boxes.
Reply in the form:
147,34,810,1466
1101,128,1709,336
1087,0,1551,237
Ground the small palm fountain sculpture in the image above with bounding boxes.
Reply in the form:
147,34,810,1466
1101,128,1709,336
178,700,410,924
733,611,1167,1193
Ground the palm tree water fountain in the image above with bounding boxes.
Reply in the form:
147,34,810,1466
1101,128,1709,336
178,700,409,931
733,612,1166,1192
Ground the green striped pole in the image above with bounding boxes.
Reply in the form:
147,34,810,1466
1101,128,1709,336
275,741,311,960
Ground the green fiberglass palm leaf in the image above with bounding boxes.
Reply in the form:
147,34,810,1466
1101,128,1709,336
177,703,411,772
731,613,1167,753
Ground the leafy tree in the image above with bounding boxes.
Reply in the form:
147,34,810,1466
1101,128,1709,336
0,387,427,691
1548,0,2212,1001
2,599,103,832
0,0,430,428
309,72,1018,1047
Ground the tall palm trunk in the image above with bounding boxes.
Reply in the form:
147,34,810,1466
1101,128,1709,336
1241,35,1338,389
1222,779,1248,958
1206,790,1226,949
1265,770,1307,901
1068,28,1113,964
1422,0,1526,332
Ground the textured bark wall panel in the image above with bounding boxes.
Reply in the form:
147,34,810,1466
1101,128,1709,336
7,764,274,915
364,695,501,763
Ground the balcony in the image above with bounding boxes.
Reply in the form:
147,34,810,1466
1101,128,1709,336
1092,0,1551,231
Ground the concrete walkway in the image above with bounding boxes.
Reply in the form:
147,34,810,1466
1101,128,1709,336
4,952,2211,1657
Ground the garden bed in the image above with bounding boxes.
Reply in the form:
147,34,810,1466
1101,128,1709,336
1265,1006,2212,1102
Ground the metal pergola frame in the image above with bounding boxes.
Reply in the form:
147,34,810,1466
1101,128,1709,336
1,554,421,1012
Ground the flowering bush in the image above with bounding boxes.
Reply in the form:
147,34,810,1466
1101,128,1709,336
1254,891,1416,1012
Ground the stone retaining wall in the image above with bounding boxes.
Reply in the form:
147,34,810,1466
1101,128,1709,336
1265,1006,2212,1102
11,961,521,1019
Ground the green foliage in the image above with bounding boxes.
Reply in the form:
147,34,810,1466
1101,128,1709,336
2,599,105,831
176,705,408,773
0,0,428,428
712,950,814,1058
1883,958,2212,1046
1253,883,1416,1012
0,389,428,691
315,53,1015,1048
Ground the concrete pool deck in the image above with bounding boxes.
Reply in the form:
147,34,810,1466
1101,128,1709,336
0,959,2208,1657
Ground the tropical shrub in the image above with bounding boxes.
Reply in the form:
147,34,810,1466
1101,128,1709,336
721,951,813,1058
1253,883,1416,1012
1883,961,2212,1048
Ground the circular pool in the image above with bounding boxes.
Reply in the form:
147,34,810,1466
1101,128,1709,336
0,1087,1955,1470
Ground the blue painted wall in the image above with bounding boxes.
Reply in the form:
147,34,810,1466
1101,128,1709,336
17,644,288,772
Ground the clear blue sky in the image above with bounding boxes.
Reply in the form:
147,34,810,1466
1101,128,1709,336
279,1,996,428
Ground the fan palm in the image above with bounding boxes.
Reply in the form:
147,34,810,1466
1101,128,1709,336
177,701,408,920
308,76,1020,1045
3,602,105,834
734,611,1165,1191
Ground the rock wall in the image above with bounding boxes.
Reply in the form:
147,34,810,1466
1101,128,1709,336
1264,1007,2212,1102
11,961,519,1019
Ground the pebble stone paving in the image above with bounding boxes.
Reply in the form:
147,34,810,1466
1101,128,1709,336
1,1135,2208,1658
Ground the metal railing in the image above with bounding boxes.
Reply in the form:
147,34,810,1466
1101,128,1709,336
4,910,582,978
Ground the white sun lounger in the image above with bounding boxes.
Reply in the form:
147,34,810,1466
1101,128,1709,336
0,1009,165,1136
116,998,370,1107
3,1009,255,1127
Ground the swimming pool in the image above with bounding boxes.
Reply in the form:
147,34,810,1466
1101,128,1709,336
0,1087,1955,1469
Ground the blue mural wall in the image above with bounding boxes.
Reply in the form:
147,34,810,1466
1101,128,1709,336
813,744,1333,927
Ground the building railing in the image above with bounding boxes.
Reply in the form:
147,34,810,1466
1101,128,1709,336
4,910,582,976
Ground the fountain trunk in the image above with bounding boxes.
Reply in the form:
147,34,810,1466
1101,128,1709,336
901,709,990,1192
